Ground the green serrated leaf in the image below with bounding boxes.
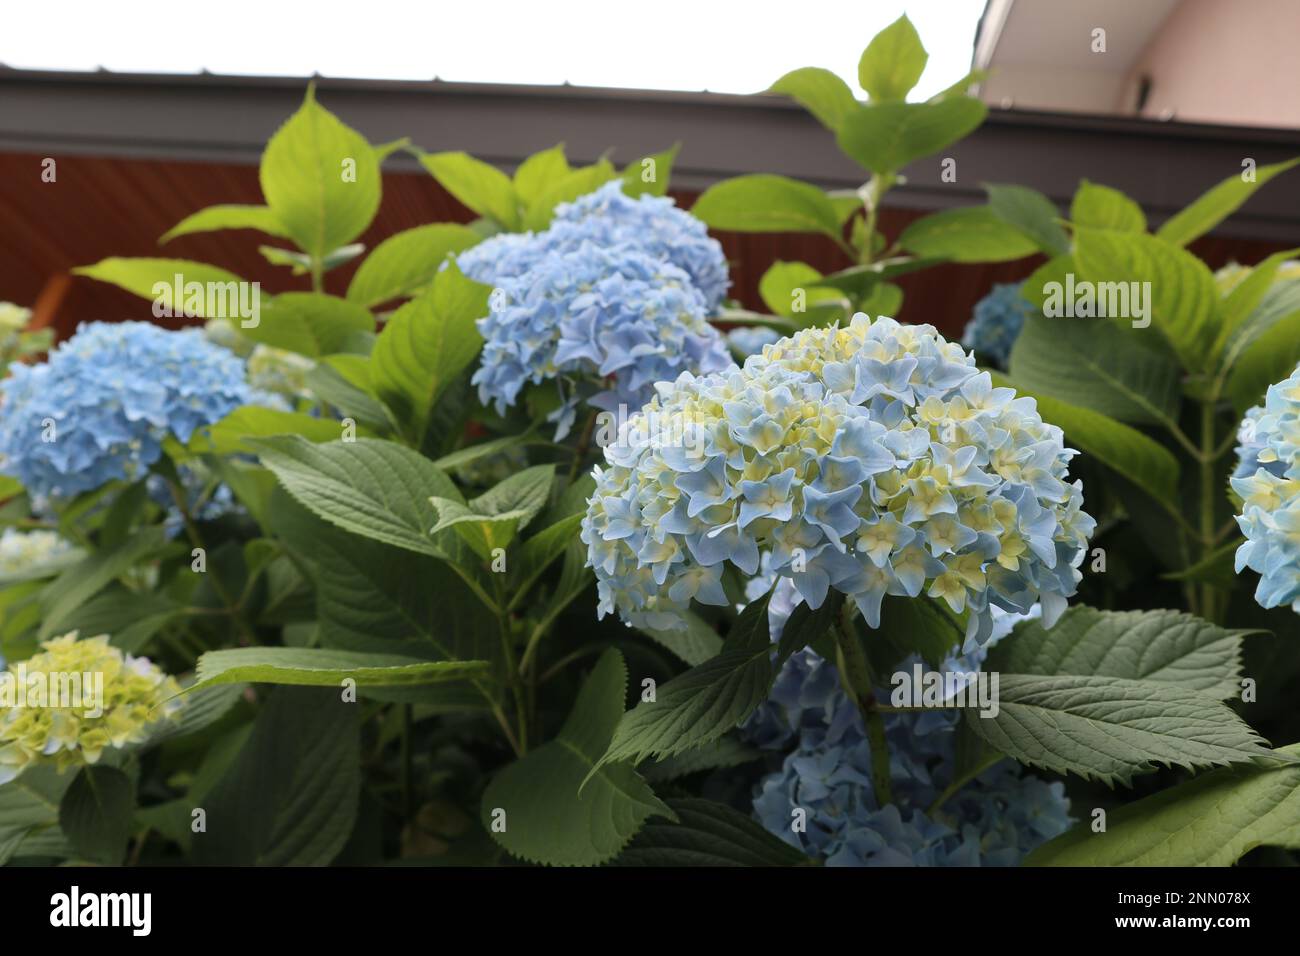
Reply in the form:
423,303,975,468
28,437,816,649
243,292,375,357
856,13,928,102
770,67,859,131
421,150,520,230
1156,157,1300,247
614,797,809,867
160,204,288,244
837,98,985,175
897,207,1039,263
985,183,1070,257
692,174,843,239
1069,180,1146,233
345,223,481,307
482,649,674,866
58,765,134,865
964,673,1272,786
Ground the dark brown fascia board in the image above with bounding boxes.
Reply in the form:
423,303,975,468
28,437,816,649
2,68,1299,241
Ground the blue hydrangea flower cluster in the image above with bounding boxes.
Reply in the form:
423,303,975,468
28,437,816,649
726,326,782,358
471,244,732,432
582,314,1094,646
0,322,256,500
961,283,1035,369
744,597,1070,866
1231,362,1300,614
549,181,731,312
455,183,733,435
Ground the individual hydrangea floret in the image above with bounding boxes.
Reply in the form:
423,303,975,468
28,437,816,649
471,244,732,427
0,632,183,784
0,528,73,576
961,282,1035,369
1231,361,1300,613
0,322,256,499
549,181,731,312
582,314,1094,647
745,604,1068,866
726,326,782,358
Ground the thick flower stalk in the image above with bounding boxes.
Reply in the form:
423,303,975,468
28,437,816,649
0,321,255,499
0,528,73,576
961,282,1035,369
583,315,1093,645
471,244,732,429
1231,361,1300,613
0,632,183,784
744,613,1071,866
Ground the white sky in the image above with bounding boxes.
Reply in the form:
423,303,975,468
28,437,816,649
1,0,985,97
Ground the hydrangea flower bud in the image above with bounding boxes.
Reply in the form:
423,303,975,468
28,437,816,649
582,315,1094,646
961,282,1035,369
0,632,183,784
1231,361,1300,613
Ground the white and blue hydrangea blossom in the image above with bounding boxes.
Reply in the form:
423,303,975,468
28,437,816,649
583,315,1094,648
961,282,1035,369
0,321,255,499
1231,362,1300,613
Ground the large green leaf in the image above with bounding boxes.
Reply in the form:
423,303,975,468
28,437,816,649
621,143,680,199
192,687,359,866
160,204,288,243
1073,227,1221,371
856,13,927,102
615,798,809,867
420,150,520,230
1069,180,1146,233
1226,307,1300,413
345,223,481,307
73,258,259,318
371,263,488,441
259,87,381,259
897,207,1039,263
243,292,374,357
986,606,1249,699
481,649,674,866
1008,314,1182,425
990,372,1180,504
1214,252,1300,356
836,98,986,174
691,175,843,239
189,646,490,693
513,143,571,205
1156,157,1300,247
1026,743,1300,866
639,612,723,667
593,593,775,770
251,436,459,558
985,183,1070,257
522,160,617,230
769,67,859,132
964,673,1271,786
58,765,134,865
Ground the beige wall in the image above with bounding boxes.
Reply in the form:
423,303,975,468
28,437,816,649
1122,0,1300,127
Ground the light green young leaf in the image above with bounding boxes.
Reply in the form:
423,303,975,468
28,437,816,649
897,207,1039,262
621,143,680,198
1156,157,1300,247
522,159,618,230
160,204,288,244
244,292,374,357
482,649,675,866
692,174,843,239
420,150,520,230
188,646,490,693
260,86,382,259
1072,227,1220,372
371,262,488,440
513,143,571,205
985,606,1250,699
856,13,928,102
985,183,1070,256
757,261,845,317
429,464,554,560
836,98,986,174
1214,250,1300,354
770,67,859,131
965,674,1272,786
1226,307,1300,413
1027,743,1300,866
345,223,481,307
73,258,260,318
1069,180,1146,233
191,406,345,456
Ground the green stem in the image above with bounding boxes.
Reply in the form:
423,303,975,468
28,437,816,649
166,476,256,645
567,409,600,485
1198,399,1220,621
834,605,893,806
